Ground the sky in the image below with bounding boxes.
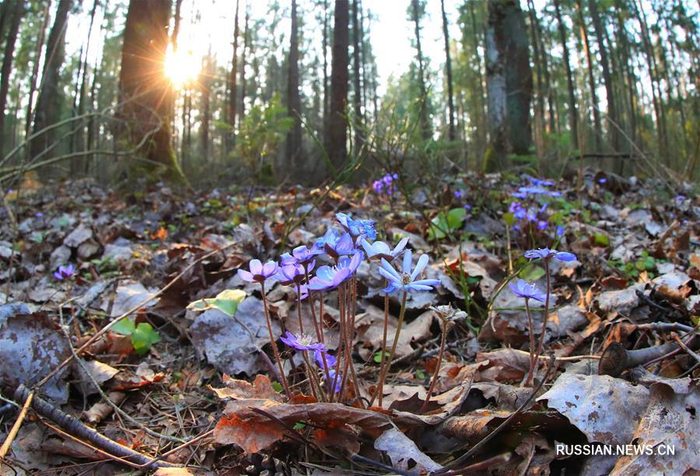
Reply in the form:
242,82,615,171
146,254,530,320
66,0,466,98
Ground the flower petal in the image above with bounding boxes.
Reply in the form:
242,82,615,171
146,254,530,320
411,254,429,280
249,259,263,275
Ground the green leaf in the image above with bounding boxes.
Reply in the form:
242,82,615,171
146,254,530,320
416,369,426,380
131,323,161,355
187,289,247,316
111,318,135,336
446,207,467,229
593,233,610,246
503,212,516,226
271,381,283,392
293,422,306,430
521,264,546,281
374,350,389,363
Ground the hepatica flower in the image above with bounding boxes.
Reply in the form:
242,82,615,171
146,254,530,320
336,213,377,240
237,259,279,284
53,263,76,281
316,229,355,260
308,252,363,291
379,250,440,294
280,331,326,352
509,279,547,303
361,237,408,262
276,263,308,286
280,244,322,266
315,350,336,368
524,248,577,262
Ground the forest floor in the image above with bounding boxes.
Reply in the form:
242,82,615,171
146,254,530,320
0,170,699,475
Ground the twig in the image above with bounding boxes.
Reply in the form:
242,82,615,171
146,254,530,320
435,355,555,474
10,385,178,469
0,391,33,461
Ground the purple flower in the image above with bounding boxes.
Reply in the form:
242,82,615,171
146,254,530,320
307,252,363,291
556,225,565,237
280,331,326,352
237,259,279,284
454,190,463,199
509,279,547,303
36,212,44,218
529,177,554,187
361,237,409,262
537,220,548,231
379,250,440,294
315,350,337,369
524,248,577,262
316,229,355,260
53,264,76,281
336,213,377,240
598,178,607,184
676,195,686,201
280,244,321,267
276,263,307,286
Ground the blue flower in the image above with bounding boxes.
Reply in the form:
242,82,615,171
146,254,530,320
315,350,337,369
509,279,547,303
528,177,554,187
316,229,355,259
537,220,548,231
237,259,279,284
308,252,363,291
280,244,322,266
379,250,440,294
336,213,377,240
454,190,463,199
556,225,565,237
53,264,76,281
276,263,308,286
280,332,326,352
361,237,409,262
524,248,577,262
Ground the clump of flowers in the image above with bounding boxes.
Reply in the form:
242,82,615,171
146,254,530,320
372,173,399,195
235,213,441,406
510,247,577,386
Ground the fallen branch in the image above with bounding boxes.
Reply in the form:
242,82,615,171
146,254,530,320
598,334,698,377
10,385,178,470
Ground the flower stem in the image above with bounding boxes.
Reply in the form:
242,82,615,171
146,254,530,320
375,291,408,408
371,288,391,407
523,298,536,387
295,282,305,334
420,317,449,414
260,282,292,399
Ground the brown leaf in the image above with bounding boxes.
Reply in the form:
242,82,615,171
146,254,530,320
210,375,283,401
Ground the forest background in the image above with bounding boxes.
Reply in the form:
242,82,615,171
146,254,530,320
0,0,698,189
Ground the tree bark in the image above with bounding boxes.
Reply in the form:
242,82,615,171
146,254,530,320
441,0,456,141
24,1,50,143
118,0,185,182
239,7,249,122
411,0,430,141
31,0,72,164
227,0,240,152
553,0,579,149
322,0,330,141
588,0,619,155
485,0,508,170
327,0,349,170
286,0,302,173
503,0,532,155
0,0,24,157
351,0,364,153
575,0,602,151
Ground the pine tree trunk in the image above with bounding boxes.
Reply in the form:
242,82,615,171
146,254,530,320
613,0,637,147
24,1,50,143
526,0,544,147
575,0,602,151
31,0,72,166
588,0,619,156
441,0,456,141
327,0,349,170
239,8,249,122
503,0,532,155
485,0,508,170
469,1,487,166
0,0,24,158
553,0,579,149
322,0,330,140
411,0,430,141
351,0,364,153
118,0,185,183
227,0,240,153
200,55,212,159
286,0,302,173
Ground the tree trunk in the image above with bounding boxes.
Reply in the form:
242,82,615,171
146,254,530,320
469,0,487,166
613,0,636,147
485,0,508,171
351,0,364,153
25,1,50,143
588,0,619,156
0,0,24,158
575,0,601,151
199,55,213,159
553,0,579,150
31,0,72,165
227,0,240,153
411,0,430,141
327,0,349,170
526,0,544,148
322,0,330,141
239,7,249,122
440,0,456,141
503,0,532,155
118,0,185,182
286,0,302,173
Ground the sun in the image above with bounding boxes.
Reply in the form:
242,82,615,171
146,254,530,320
164,46,201,88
